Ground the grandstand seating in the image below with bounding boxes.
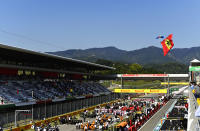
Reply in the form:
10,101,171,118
0,80,111,104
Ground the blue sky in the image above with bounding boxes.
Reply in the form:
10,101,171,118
0,0,199,52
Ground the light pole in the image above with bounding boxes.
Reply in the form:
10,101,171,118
45,100,46,118
168,74,170,96
32,91,34,121
164,72,166,88
121,75,123,99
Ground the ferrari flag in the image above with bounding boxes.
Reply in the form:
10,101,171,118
161,34,174,56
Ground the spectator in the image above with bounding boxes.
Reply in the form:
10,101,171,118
1,99,3,105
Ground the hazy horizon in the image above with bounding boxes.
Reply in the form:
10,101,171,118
48,45,200,52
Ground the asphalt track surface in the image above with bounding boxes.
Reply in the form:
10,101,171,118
139,99,176,131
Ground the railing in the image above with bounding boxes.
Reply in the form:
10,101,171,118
188,88,200,131
153,99,177,131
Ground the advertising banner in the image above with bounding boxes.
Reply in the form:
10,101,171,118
114,89,167,93
189,66,200,71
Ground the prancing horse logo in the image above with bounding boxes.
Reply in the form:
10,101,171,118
165,39,171,49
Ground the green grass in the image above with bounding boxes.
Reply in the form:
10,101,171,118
112,80,161,86
109,80,164,89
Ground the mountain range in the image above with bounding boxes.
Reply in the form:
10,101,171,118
47,46,200,65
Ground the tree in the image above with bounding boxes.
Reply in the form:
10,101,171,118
129,64,143,73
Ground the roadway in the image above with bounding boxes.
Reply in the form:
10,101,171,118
139,86,188,131
139,98,176,131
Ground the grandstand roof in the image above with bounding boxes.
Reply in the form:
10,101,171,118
190,59,200,63
0,44,115,72
190,59,200,66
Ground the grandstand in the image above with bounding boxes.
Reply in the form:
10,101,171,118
0,44,119,129
0,80,111,104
